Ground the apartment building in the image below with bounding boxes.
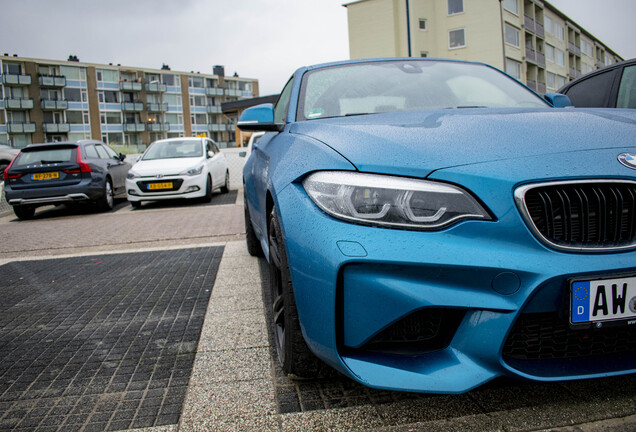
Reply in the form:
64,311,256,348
0,55,259,149
345,0,623,94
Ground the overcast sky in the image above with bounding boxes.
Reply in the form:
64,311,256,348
1,0,634,95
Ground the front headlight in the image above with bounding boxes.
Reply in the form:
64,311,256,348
126,171,139,180
302,171,491,230
181,166,204,176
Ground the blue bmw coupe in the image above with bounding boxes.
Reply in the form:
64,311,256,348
239,58,636,393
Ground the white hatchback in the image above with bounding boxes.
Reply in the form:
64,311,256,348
126,137,229,208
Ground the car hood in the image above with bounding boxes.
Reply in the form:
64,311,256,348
289,108,636,179
132,157,203,176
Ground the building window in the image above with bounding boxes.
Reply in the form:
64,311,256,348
546,72,556,89
554,23,564,41
556,48,565,66
503,0,518,15
504,24,520,47
419,19,427,31
505,59,521,80
447,0,463,15
449,28,466,49
545,44,555,62
188,76,204,88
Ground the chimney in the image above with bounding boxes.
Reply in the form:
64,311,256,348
213,65,225,77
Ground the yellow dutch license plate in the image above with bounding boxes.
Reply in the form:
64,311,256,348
148,182,173,190
32,172,59,180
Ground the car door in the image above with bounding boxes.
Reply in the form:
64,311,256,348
206,140,225,188
96,144,129,194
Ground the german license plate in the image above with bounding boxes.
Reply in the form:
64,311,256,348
571,275,636,325
32,172,59,180
148,182,173,190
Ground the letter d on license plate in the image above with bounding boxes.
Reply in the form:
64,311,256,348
571,276,636,325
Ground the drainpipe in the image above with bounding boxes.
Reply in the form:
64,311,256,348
406,0,412,57
499,0,507,72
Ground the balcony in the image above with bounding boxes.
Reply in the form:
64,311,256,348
1,73,31,86
568,43,581,57
4,98,34,110
225,89,242,97
7,122,36,133
526,79,537,92
536,52,546,68
205,88,224,96
569,68,581,80
206,105,222,114
535,23,544,38
146,102,168,112
43,123,71,133
524,16,535,33
121,101,144,112
208,124,228,132
119,81,143,91
123,123,146,133
41,99,68,110
38,75,66,87
145,82,167,92
147,122,170,132
537,82,546,94
526,49,536,64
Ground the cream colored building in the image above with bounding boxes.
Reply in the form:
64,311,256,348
345,0,623,94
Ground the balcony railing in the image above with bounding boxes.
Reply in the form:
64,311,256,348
568,43,581,57
1,73,32,85
205,88,224,96
123,123,146,133
524,16,535,33
535,23,544,38
121,101,144,112
41,99,68,110
526,49,536,64
536,52,546,67
38,75,66,87
569,68,581,80
208,124,228,132
225,89,242,97
43,123,71,133
537,82,546,95
4,98,34,110
206,105,222,114
7,122,36,133
145,82,167,92
146,102,168,112
120,81,143,91
526,79,537,92
147,122,170,132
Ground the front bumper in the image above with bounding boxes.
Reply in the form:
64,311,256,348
275,183,636,393
126,175,205,202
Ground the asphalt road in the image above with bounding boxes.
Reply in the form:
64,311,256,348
0,191,634,432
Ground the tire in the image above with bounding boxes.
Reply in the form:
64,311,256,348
244,191,263,257
220,170,230,194
13,205,35,220
130,200,142,209
0,163,8,181
268,208,326,378
203,175,213,203
97,178,114,211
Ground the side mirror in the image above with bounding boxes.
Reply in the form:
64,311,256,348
544,92,573,108
118,153,126,161
207,151,214,158
237,103,283,132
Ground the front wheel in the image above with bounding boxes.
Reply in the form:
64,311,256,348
203,175,213,203
97,178,114,211
268,208,326,378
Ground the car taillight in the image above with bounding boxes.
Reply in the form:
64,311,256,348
63,149,92,174
3,154,22,179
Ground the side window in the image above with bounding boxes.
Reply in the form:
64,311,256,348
210,142,220,154
617,66,636,109
274,77,294,124
84,145,99,159
94,144,110,159
563,70,617,107
102,145,118,159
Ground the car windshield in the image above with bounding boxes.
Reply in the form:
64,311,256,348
142,140,203,160
14,148,75,166
298,60,548,120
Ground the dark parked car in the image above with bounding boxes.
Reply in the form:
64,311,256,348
558,58,636,108
3,140,131,219
0,144,20,181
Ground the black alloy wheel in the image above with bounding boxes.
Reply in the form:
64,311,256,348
203,175,213,202
220,171,230,194
267,208,327,378
97,178,114,211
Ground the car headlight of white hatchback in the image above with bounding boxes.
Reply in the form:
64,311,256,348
303,171,491,230
126,171,140,180
181,166,204,176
